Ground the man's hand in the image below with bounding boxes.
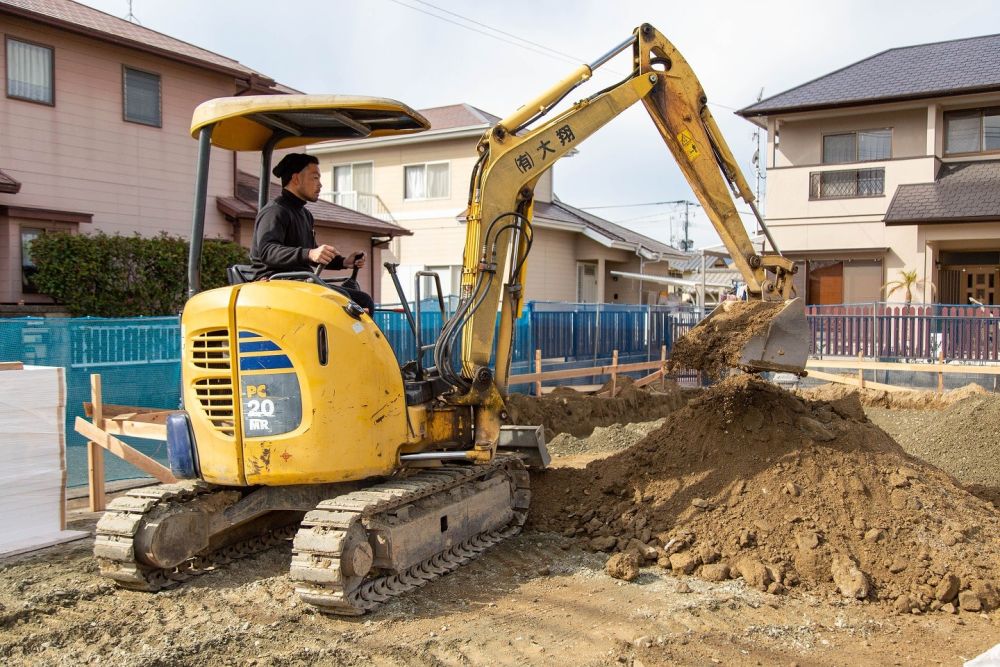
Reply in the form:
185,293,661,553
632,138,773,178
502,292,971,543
308,244,338,266
348,251,367,269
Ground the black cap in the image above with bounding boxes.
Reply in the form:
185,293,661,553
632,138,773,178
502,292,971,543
272,153,317,179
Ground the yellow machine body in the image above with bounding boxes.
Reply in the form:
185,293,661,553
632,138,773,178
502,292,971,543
182,281,408,487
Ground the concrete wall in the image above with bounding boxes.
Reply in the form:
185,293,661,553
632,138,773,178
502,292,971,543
0,16,248,302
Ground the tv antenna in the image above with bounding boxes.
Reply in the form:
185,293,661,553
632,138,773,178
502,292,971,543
124,0,141,24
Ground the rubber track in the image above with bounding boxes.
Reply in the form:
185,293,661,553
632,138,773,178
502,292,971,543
291,456,531,615
93,481,298,591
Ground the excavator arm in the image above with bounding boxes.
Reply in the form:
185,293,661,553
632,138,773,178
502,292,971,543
433,24,806,458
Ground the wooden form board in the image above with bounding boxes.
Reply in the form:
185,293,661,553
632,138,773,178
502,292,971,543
75,374,177,512
806,359,1000,375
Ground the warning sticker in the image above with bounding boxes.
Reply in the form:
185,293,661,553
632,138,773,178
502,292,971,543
677,129,700,161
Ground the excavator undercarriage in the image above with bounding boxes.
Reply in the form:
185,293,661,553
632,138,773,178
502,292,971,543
95,457,529,614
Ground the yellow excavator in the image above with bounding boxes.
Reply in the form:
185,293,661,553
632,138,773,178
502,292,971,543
93,23,807,615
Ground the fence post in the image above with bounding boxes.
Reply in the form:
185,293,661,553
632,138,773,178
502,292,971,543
659,344,667,390
88,373,106,512
937,347,945,394
610,349,619,397
534,349,542,397
856,351,865,390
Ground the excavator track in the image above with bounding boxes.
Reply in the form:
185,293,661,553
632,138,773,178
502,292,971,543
291,456,530,615
93,481,298,591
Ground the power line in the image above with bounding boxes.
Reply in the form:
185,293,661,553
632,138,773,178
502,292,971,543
383,0,625,77
581,199,697,211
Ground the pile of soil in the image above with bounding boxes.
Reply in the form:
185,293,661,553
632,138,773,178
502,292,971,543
669,300,785,378
546,419,666,457
530,375,1000,614
506,377,686,440
801,382,989,410
866,393,1000,493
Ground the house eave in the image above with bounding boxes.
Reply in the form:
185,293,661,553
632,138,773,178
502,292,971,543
309,125,489,154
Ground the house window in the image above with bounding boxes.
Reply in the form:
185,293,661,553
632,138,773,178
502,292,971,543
404,162,449,200
944,108,1000,154
822,129,891,164
809,167,884,199
421,265,462,301
577,262,598,303
6,38,54,105
123,66,161,127
21,227,44,293
331,161,373,213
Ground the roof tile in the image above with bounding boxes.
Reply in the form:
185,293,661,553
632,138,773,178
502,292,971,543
740,34,1000,117
884,160,1000,224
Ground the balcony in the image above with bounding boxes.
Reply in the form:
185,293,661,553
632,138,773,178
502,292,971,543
321,191,398,224
809,167,885,200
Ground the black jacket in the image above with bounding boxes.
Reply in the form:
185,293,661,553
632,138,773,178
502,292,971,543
247,190,347,281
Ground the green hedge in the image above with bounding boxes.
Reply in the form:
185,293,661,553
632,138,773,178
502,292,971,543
30,232,249,317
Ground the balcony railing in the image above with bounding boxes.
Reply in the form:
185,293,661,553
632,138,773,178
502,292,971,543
809,167,885,200
321,191,398,224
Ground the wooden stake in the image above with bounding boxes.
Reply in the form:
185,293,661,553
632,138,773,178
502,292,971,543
75,418,177,483
937,347,945,394
857,351,865,390
534,349,542,397
610,350,619,397
87,374,106,512
659,345,667,390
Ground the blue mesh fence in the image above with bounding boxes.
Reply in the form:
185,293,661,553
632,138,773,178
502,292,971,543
0,303,700,488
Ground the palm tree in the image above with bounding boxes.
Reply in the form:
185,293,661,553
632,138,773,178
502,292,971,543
883,269,935,304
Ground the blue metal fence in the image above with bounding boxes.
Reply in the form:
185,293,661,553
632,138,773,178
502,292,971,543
0,302,702,486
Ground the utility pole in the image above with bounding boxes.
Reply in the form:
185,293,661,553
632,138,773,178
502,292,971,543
750,87,766,222
682,201,691,251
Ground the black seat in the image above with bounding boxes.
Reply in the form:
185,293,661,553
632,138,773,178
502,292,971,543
227,264,254,285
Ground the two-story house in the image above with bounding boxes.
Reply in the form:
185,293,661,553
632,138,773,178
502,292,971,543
739,34,1000,305
0,0,406,306
308,103,685,306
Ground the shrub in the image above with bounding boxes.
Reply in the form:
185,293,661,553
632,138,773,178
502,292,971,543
29,232,249,317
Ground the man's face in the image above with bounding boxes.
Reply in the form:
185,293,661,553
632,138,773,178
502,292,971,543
291,163,322,202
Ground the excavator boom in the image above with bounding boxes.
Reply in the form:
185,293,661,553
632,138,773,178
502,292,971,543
437,23,808,409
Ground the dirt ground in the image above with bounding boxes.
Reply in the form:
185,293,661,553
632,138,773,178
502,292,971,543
3,381,1000,666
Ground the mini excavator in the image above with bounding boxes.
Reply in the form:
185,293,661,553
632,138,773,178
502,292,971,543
94,24,807,615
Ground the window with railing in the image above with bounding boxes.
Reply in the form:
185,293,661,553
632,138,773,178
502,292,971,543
809,167,885,200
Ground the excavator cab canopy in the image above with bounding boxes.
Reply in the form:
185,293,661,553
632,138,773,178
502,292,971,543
186,95,430,296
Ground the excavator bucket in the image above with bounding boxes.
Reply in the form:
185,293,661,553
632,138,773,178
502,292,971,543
672,298,809,376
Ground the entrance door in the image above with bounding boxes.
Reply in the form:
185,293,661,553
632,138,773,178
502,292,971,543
577,262,598,303
963,267,999,305
807,261,844,305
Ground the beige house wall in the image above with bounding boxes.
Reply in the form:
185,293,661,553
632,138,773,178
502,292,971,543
761,91,1000,304
0,16,257,303
312,134,558,303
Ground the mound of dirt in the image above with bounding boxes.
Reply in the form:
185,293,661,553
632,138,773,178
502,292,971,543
867,393,1000,490
546,419,666,457
801,382,989,410
530,375,1000,613
669,300,785,378
506,377,686,440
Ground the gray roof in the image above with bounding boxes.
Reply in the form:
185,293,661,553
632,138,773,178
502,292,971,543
533,198,685,259
739,33,1000,118
884,160,1000,225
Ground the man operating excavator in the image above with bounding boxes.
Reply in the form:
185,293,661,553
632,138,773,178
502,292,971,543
248,152,374,313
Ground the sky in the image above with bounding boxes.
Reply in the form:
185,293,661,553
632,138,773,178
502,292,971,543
79,0,1000,249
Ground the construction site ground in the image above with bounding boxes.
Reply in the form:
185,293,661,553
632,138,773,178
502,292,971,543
3,379,1000,666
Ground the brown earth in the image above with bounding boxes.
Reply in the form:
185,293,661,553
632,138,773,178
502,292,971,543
2,512,999,666
530,375,1000,616
5,380,1000,665
668,300,785,378
506,377,688,440
801,382,989,410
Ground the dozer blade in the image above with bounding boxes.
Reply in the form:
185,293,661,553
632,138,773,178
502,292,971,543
673,297,809,377
731,298,809,375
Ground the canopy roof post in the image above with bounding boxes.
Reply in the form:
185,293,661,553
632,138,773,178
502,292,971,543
187,124,214,299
